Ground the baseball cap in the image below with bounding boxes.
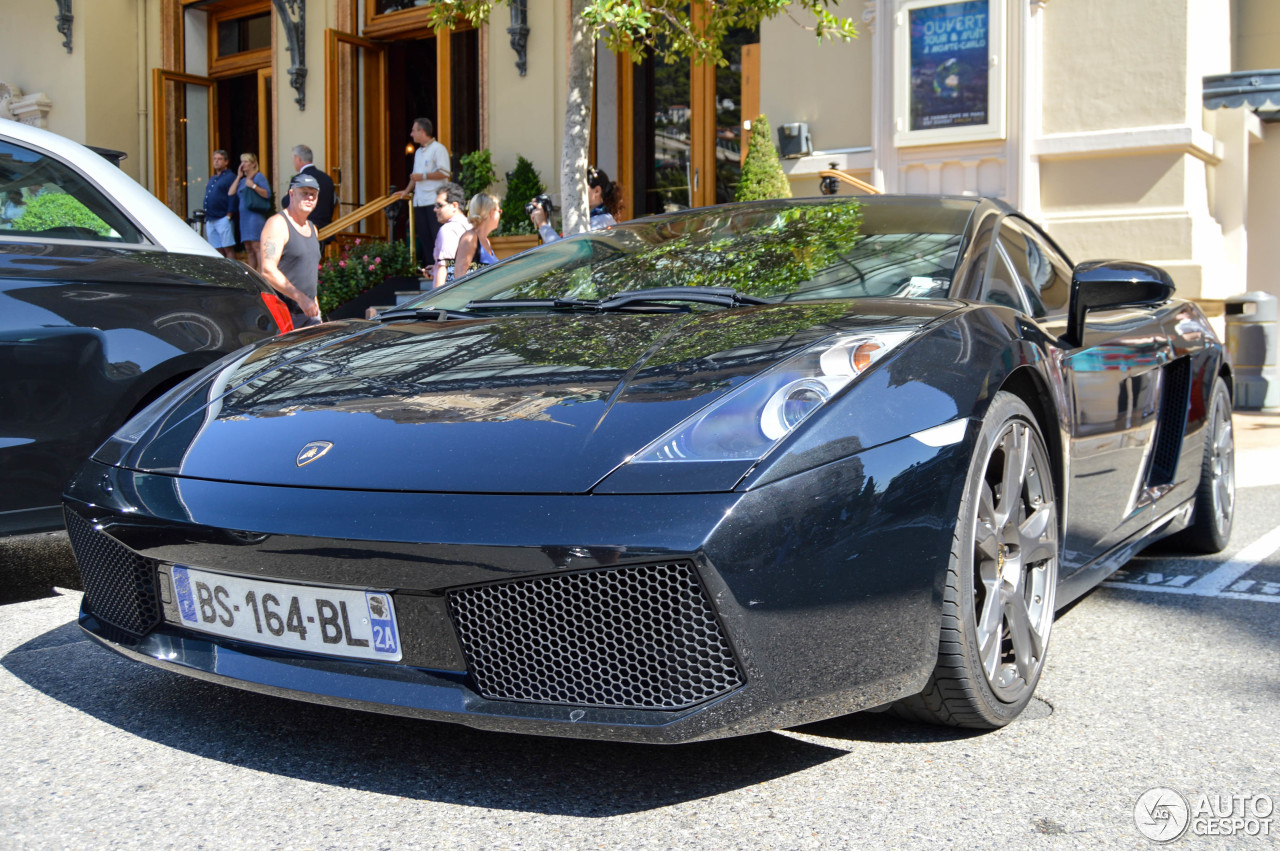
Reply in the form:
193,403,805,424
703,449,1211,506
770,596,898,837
290,173,320,190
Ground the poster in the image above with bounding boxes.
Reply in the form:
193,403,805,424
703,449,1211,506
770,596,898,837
909,1,990,132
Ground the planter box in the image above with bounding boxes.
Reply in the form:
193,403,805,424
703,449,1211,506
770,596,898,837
326,275,423,320
491,234,540,259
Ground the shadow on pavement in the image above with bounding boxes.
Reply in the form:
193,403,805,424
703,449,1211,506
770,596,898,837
0,530,80,604
3,620,865,816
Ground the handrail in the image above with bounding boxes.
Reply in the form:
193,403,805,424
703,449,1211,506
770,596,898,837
818,170,883,195
317,192,407,242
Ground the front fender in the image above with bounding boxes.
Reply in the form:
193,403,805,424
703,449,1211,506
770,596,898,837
745,305,1063,489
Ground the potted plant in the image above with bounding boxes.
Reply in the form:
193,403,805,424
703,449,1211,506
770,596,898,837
736,114,793,202
492,154,545,259
458,149,496,201
318,239,418,319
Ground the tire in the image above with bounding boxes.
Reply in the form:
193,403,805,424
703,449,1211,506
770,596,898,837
1167,376,1234,554
895,391,1059,729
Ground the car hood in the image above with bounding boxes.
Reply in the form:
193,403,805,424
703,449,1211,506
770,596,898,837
123,303,946,494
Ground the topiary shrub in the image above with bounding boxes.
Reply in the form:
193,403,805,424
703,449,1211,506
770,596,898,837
459,149,496,201
13,192,112,236
499,155,546,236
736,114,792,202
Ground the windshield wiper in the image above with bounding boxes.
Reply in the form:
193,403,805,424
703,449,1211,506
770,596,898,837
461,297,599,311
596,287,769,311
375,306,478,322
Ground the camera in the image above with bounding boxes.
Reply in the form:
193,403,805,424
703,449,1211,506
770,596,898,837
524,194,554,217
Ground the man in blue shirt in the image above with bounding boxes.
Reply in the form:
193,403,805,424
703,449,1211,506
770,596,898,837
203,149,237,258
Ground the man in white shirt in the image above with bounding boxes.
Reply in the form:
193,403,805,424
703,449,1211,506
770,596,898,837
400,117,451,266
431,182,472,289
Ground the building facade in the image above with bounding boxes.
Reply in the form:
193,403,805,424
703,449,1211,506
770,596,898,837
1,0,1276,305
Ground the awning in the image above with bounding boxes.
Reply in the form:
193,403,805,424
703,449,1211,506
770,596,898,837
1204,69,1280,121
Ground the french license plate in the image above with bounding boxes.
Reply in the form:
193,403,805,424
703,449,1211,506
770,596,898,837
170,566,402,662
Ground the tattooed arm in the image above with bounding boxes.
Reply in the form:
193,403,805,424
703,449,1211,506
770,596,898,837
258,215,320,318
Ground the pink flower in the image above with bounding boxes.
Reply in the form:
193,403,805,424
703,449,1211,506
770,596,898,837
354,238,362,246
375,257,382,264
368,264,376,271
339,260,346,268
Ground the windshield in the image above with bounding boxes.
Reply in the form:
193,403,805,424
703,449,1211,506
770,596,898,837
411,196,975,311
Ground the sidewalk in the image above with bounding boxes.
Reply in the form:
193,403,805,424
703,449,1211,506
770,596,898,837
1233,409,1280,488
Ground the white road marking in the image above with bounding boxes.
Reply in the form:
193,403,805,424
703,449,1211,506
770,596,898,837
1104,523,1280,603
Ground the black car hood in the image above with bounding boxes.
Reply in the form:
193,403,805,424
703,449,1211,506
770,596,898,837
127,303,946,494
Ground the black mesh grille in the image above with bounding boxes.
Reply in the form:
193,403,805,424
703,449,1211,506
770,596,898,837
447,562,745,710
1148,357,1192,486
64,509,160,637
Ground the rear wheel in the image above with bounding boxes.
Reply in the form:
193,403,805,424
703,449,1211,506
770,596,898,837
896,392,1059,728
1168,376,1234,554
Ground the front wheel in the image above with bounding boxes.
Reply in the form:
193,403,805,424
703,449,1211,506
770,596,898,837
896,392,1059,729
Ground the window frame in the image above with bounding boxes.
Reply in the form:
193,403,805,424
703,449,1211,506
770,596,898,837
207,0,272,80
893,0,1007,148
0,135,160,250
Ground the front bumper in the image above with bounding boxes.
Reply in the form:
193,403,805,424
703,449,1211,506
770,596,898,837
63,434,968,743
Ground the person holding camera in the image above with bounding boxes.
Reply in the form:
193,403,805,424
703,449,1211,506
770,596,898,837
530,166,621,243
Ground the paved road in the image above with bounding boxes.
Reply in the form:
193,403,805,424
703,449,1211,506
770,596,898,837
3,484,1278,849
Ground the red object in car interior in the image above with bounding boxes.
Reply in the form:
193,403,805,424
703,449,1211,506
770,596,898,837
261,292,294,334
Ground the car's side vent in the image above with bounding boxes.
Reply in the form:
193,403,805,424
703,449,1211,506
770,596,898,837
1147,357,1192,486
64,509,161,637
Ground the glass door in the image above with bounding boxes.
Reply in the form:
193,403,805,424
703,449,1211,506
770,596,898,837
152,70,216,220
326,29,388,237
257,68,273,182
629,25,759,215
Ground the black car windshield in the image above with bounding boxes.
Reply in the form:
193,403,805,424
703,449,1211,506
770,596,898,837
412,196,975,312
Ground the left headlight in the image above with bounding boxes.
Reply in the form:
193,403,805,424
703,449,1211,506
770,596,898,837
629,328,917,464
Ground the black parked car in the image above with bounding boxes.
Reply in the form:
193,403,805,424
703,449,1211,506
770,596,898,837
64,195,1234,742
0,119,292,536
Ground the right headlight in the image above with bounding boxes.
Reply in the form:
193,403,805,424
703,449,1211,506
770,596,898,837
628,328,917,465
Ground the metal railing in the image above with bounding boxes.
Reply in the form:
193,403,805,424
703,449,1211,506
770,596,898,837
817,169,882,195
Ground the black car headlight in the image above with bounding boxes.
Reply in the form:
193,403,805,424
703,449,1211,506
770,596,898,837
629,328,916,464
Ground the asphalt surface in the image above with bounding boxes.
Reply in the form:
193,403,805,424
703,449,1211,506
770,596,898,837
2,415,1278,849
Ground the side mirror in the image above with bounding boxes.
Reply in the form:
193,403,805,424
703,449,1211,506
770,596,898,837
1064,260,1175,347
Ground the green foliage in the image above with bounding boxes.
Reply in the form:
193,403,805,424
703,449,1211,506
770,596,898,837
499,155,546,236
460,200,864,308
736,114,792,202
317,239,416,314
13,193,112,236
491,303,849,371
429,1,857,68
459,149,497,200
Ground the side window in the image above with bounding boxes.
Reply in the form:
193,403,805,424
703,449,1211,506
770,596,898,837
983,245,1028,312
1003,218,1070,316
0,140,143,243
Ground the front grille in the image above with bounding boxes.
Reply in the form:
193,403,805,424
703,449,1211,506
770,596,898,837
447,562,745,710
64,509,160,637
1148,357,1192,486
